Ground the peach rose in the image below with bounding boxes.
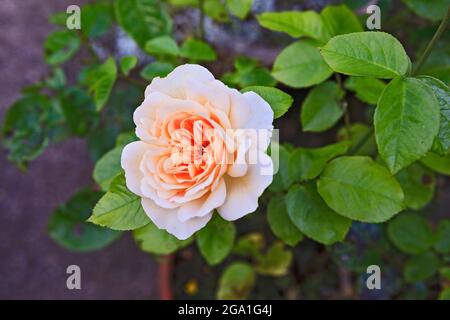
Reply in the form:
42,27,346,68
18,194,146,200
121,64,274,239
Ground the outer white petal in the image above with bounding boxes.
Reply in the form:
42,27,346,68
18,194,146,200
133,92,210,142
186,79,231,114
133,92,169,125
227,134,251,177
133,92,170,141
156,98,208,120
218,152,273,221
121,141,151,196
228,89,251,129
242,91,274,131
242,91,274,151
177,178,226,222
145,64,215,99
141,198,212,240
140,177,181,209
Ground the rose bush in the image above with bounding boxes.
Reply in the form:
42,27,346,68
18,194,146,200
2,0,450,300
121,64,274,239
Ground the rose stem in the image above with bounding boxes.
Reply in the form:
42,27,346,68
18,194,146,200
159,254,175,300
412,7,450,76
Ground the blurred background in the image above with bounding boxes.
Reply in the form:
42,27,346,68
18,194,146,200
0,0,158,299
0,0,449,299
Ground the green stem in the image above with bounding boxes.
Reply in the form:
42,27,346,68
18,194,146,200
343,104,352,140
119,75,147,88
349,126,374,155
198,0,205,40
412,7,450,76
335,74,352,139
77,31,100,64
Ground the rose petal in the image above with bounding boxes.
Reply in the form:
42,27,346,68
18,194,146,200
227,132,251,177
145,64,215,99
177,178,226,222
228,89,251,129
218,152,273,221
157,99,208,122
141,198,213,240
121,141,152,196
242,91,274,150
242,91,274,131
133,92,171,142
186,79,230,114
141,177,181,209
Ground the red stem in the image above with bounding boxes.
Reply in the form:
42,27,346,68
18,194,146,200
159,254,174,300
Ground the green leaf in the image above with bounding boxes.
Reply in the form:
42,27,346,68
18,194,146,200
140,61,174,80
60,87,98,137
48,189,122,252
434,220,450,254
226,0,253,19
86,125,118,162
439,288,450,300
144,35,180,56
115,0,172,49
93,146,123,191
241,86,293,119
289,141,351,182
337,123,376,156
439,267,450,280
233,233,264,258
421,152,450,176
116,131,137,147
420,45,450,85
204,0,228,22
46,68,67,89
2,93,58,167
133,221,192,255
49,12,68,25
321,4,363,37
257,11,330,43
301,81,344,132
84,58,118,111
375,77,441,174
387,213,434,254
81,3,113,38
44,30,81,65
344,76,386,105
402,0,450,22
197,214,236,265
286,184,351,245
235,56,259,72
317,156,404,222
223,57,276,88
119,55,138,76
217,262,255,300
269,143,294,192
272,40,333,88
256,243,293,277
267,195,303,246
238,68,276,88
180,38,217,61
89,174,150,231
396,163,435,210
404,252,440,282
418,76,450,156
321,32,410,78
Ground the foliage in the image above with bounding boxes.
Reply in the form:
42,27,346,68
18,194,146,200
3,0,450,300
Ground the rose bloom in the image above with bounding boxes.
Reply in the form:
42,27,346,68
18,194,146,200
121,64,274,239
